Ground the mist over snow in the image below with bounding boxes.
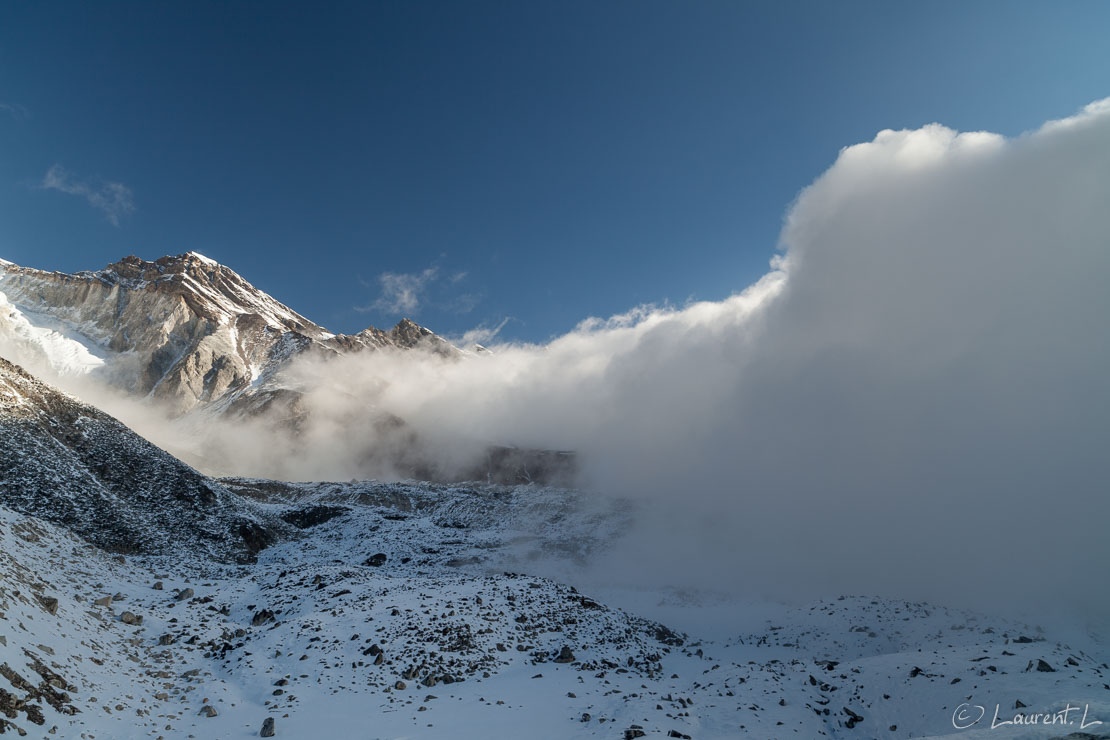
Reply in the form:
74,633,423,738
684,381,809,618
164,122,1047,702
9,100,1109,620
269,100,1109,616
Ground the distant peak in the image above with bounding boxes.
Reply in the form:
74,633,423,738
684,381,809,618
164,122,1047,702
389,318,458,356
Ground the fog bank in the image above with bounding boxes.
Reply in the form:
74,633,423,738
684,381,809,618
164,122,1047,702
276,101,1110,617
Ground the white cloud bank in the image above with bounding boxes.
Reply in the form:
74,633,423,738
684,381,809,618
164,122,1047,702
268,99,1109,617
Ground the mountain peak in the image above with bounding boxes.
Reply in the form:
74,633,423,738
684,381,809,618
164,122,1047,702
389,317,454,354
0,252,460,414
105,251,224,283
184,250,219,266
93,253,322,336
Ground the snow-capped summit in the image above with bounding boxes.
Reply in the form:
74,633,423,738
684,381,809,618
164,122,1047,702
184,249,219,266
0,253,454,415
71,251,329,337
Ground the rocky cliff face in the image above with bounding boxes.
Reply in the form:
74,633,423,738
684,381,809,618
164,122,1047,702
0,252,454,415
0,355,282,561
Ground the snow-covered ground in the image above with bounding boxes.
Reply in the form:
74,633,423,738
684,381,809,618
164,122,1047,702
2,481,1107,740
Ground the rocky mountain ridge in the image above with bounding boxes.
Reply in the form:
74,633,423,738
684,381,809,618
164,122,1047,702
0,355,282,561
0,251,454,416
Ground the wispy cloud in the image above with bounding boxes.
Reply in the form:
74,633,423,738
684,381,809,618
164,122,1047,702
448,292,482,314
358,263,483,317
40,164,135,226
361,266,440,315
0,102,29,120
457,317,511,346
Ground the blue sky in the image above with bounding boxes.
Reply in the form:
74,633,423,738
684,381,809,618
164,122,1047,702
1,1,1108,342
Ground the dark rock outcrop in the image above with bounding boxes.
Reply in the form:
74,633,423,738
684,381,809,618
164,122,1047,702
280,505,350,529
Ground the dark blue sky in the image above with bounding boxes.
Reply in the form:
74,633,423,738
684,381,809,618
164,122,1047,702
1,1,1107,341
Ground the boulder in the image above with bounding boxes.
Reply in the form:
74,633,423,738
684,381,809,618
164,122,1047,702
252,609,275,627
554,646,576,663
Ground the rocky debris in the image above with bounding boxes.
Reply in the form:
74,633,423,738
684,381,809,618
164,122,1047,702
152,581,163,590
648,623,685,647
260,716,276,736
1027,659,1056,672
198,705,218,717
363,553,387,567
36,595,58,616
119,611,143,626
175,588,195,601
0,658,78,728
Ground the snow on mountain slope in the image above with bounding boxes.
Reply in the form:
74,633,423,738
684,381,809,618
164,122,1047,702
0,290,106,376
0,252,453,416
0,355,282,562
